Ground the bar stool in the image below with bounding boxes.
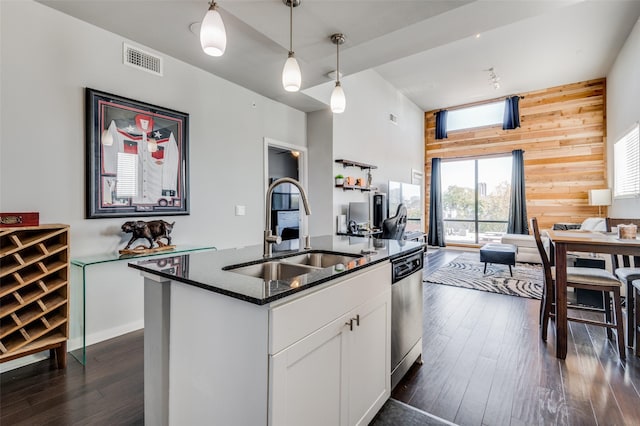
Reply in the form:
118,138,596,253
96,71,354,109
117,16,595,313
605,218,640,348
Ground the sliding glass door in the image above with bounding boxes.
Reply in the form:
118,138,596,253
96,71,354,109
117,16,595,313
441,156,511,244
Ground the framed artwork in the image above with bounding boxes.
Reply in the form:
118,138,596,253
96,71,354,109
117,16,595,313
86,88,189,218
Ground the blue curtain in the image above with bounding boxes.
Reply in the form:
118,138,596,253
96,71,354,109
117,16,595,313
503,96,521,130
435,110,448,140
507,149,528,234
427,158,446,246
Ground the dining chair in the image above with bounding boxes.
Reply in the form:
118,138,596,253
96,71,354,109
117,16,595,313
531,217,626,359
606,217,640,348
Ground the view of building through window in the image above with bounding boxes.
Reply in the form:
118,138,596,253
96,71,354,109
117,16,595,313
441,156,512,244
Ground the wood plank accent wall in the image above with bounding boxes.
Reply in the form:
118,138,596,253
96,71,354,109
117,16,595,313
424,78,607,235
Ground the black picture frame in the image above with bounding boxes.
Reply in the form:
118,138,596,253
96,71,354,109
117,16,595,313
85,88,189,218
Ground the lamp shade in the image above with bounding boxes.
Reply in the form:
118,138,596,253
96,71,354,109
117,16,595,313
588,188,612,206
282,55,301,92
330,82,346,113
200,5,227,57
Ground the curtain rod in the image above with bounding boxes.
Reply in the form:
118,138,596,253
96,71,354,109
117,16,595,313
439,150,524,161
432,95,524,115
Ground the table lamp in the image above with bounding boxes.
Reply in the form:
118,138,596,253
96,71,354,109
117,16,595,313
588,188,611,217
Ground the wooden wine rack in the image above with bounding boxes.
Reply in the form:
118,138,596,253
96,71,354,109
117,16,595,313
0,224,70,368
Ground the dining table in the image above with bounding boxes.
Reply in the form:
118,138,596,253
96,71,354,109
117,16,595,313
545,228,640,359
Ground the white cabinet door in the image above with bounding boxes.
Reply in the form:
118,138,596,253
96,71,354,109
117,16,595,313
269,263,391,426
270,290,391,426
347,289,391,426
270,312,350,426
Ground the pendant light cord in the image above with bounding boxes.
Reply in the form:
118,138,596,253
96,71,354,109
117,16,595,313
336,41,340,84
289,1,293,54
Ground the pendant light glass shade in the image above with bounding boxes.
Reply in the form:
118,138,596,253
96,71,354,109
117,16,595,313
200,2,227,57
331,82,346,113
282,53,301,92
282,0,301,92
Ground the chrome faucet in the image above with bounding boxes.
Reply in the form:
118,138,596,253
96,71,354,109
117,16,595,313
264,177,312,257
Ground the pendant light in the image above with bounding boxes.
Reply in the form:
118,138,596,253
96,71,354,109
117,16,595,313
282,0,301,92
330,33,346,114
200,1,227,57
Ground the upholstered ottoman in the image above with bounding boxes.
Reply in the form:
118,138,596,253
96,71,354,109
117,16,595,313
480,243,517,276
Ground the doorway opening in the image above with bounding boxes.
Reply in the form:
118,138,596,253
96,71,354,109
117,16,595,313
264,138,307,241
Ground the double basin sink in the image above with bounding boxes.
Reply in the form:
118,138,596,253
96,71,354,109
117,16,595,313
223,250,364,282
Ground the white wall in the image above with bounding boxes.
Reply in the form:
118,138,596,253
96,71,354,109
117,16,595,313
0,0,306,369
0,1,424,371
306,71,424,234
307,109,334,236
331,70,424,231
607,18,640,217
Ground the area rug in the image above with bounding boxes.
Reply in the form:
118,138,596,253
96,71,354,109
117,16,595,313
370,398,458,426
424,252,543,299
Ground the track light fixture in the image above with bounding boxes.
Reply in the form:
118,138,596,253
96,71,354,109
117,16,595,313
200,1,227,57
330,33,346,114
487,67,500,89
282,0,302,92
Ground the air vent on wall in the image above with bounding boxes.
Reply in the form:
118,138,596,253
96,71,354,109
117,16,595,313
123,43,163,76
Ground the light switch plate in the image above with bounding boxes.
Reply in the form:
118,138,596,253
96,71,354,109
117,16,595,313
235,205,246,216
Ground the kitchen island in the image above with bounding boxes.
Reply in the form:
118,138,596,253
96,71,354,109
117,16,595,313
130,235,424,426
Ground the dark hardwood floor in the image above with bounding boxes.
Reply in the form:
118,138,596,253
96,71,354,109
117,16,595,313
2,248,639,425
393,248,640,426
1,330,144,425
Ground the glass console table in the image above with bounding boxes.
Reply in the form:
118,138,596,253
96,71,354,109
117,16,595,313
69,245,216,365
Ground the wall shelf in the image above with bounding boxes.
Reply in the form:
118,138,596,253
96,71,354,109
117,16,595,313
335,159,377,191
335,184,373,192
335,159,377,170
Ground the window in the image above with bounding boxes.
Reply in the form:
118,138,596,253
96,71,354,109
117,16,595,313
447,101,504,132
614,123,640,198
441,156,512,244
388,181,422,232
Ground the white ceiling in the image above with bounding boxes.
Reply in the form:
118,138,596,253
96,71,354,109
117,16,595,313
37,0,640,112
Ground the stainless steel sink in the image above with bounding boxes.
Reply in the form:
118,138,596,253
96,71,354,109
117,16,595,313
225,261,321,281
223,251,364,281
281,252,362,268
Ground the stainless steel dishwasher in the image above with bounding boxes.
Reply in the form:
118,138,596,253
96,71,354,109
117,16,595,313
390,249,424,389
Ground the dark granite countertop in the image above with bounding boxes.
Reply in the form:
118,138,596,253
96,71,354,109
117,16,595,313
128,235,424,305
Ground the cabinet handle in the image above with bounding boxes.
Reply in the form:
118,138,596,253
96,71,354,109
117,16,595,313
345,315,360,331
345,319,354,331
